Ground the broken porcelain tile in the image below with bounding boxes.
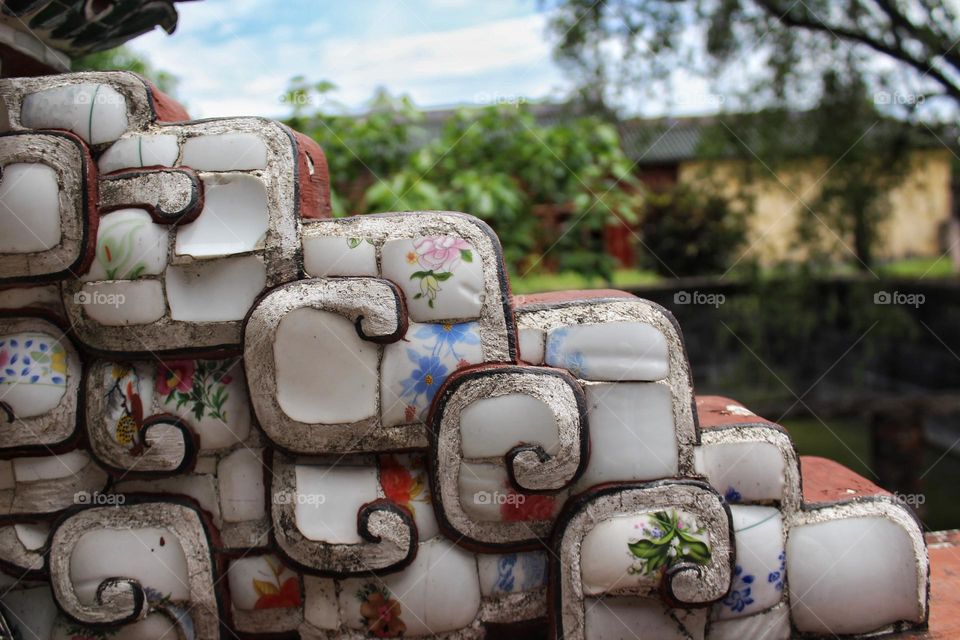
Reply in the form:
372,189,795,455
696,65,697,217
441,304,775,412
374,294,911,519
338,538,482,636
0,163,61,253
477,551,548,596
380,320,483,427
274,307,379,424
156,358,251,450
165,255,266,322
218,448,266,523
21,83,129,144
574,382,678,489
0,330,69,418
714,505,784,620
98,134,180,173
381,235,484,322
302,235,378,277
459,392,561,459
518,326,545,364
227,554,301,610
707,602,791,640
545,321,670,381
174,174,269,258
69,526,190,604
82,208,169,281
78,279,166,326
583,597,707,640
180,132,268,171
379,453,439,541
293,464,380,544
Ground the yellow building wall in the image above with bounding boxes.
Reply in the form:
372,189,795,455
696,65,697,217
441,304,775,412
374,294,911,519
677,149,952,265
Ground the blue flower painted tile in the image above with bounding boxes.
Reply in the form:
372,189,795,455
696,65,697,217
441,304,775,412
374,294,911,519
0,332,69,418
380,320,483,427
714,505,785,620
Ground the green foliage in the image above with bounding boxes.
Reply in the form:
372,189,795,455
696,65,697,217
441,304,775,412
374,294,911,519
72,46,178,95
638,182,748,276
284,81,646,279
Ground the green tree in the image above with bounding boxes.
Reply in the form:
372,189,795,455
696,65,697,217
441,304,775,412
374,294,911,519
72,46,178,95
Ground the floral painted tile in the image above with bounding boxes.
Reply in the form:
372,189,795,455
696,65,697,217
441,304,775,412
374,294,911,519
102,362,154,456
156,358,251,449
458,461,561,523
714,505,784,620
0,333,68,418
227,554,302,611
381,235,484,322
580,509,712,596
82,209,169,281
380,320,483,427
379,453,438,540
477,551,548,596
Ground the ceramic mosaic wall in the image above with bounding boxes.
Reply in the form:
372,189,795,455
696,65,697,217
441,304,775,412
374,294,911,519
0,70,930,640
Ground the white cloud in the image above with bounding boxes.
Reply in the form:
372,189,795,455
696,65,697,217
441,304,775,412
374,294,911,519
130,8,568,118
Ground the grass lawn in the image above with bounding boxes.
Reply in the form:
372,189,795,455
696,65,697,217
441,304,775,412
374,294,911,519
877,255,956,279
509,268,661,294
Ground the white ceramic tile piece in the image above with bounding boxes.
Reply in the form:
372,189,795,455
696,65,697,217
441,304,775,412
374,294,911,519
304,576,339,630
0,284,61,311
584,597,707,640
460,393,560,458
165,255,266,322
339,538,482,636
381,320,483,427
302,235,378,277
379,454,439,541
13,450,91,482
545,322,669,381
518,327,545,364
14,522,48,550
79,280,166,326
708,603,791,640
0,331,68,418
22,83,129,144
275,308,379,424
98,134,180,173
294,465,379,544
477,551,548,596
180,133,268,171
156,358,250,449
581,510,712,596
0,163,60,253
83,209,169,281
458,461,560,523
228,554,301,610
381,236,484,322
175,174,269,257
1,586,58,640
787,516,924,635
115,476,221,522
218,448,265,523
70,527,190,604
714,505,784,620
575,382,678,489
694,441,787,504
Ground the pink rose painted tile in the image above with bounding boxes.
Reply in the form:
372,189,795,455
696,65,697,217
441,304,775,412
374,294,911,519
381,235,485,322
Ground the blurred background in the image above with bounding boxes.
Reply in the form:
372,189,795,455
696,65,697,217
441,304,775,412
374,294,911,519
78,0,960,531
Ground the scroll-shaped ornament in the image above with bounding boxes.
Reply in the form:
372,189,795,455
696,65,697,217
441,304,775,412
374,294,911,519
47,497,222,640
550,480,734,640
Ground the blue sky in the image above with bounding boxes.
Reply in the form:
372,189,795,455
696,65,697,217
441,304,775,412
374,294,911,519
130,0,570,118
